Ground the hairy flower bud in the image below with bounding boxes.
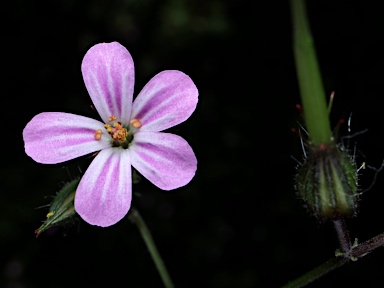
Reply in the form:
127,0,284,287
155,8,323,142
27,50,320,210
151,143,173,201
295,142,358,220
35,178,80,237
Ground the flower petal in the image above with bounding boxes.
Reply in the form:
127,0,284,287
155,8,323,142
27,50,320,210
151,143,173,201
131,70,198,132
81,42,135,124
75,148,132,227
23,112,110,164
130,132,197,190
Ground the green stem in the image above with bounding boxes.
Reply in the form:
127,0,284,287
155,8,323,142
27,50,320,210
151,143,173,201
290,0,332,145
129,207,174,288
281,257,348,288
282,232,384,287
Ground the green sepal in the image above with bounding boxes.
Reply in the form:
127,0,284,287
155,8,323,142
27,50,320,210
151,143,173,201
35,178,80,237
295,142,358,220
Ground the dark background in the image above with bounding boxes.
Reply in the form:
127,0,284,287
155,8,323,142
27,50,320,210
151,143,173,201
3,0,384,287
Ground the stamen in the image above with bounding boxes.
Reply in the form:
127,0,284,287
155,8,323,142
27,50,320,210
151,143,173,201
104,124,112,132
46,212,55,218
94,129,103,140
104,115,130,144
130,118,142,129
113,123,128,141
104,122,128,142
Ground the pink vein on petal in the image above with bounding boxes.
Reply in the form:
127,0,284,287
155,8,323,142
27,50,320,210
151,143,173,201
81,42,135,124
23,112,110,164
131,70,198,132
75,147,132,227
130,131,197,190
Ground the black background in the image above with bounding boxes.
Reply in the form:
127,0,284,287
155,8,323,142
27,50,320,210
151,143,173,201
3,0,384,287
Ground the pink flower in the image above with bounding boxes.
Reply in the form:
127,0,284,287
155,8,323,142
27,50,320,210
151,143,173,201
23,42,198,227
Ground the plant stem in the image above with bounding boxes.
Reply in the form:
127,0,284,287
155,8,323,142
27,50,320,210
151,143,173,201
282,257,347,288
333,218,351,253
290,0,332,145
351,232,384,258
129,207,174,288
281,232,384,288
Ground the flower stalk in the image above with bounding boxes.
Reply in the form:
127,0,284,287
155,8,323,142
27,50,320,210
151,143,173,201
287,0,365,286
290,0,332,145
129,207,174,288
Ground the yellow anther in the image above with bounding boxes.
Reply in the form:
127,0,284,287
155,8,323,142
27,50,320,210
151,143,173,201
109,115,117,122
113,127,128,141
94,129,103,140
104,121,128,142
130,118,142,129
104,124,112,132
46,212,55,218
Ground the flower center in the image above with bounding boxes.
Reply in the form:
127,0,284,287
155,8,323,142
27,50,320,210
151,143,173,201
94,115,142,149
105,122,128,142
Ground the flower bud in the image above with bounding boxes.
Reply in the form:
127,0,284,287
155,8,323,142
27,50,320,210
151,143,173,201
295,142,358,220
35,178,80,237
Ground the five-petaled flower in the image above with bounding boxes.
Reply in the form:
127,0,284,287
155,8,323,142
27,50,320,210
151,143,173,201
23,42,198,227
